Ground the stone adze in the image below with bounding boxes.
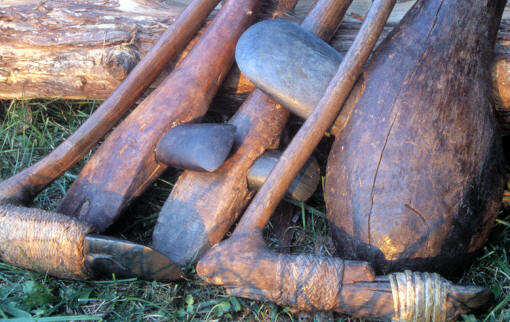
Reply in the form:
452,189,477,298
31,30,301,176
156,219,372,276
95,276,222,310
0,204,183,281
0,0,219,206
57,0,262,232
235,17,357,136
197,0,493,319
238,0,507,278
151,0,349,266
0,0,218,280
155,123,237,172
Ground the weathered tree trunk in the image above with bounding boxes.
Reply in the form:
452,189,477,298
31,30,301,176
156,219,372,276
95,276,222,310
0,0,189,100
2,0,510,126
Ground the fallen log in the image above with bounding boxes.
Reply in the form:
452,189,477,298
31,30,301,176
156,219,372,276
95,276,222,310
3,0,510,128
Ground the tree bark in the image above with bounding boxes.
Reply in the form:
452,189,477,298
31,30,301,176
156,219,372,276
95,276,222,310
2,0,510,126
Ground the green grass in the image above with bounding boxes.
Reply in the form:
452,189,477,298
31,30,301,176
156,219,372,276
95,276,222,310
0,98,509,321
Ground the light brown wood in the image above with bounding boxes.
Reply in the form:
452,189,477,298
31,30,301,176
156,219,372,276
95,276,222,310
0,0,189,100
3,0,510,127
0,0,220,204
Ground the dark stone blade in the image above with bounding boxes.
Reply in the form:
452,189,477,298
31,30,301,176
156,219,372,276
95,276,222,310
247,150,320,202
235,19,342,119
84,235,184,282
155,123,236,172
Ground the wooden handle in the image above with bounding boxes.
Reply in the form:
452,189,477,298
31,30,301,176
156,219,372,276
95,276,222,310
233,0,397,233
197,232,492,320
0,0,219,205
326,0,506,276
0,203,92,280
57,0,261,232
152,0,351,266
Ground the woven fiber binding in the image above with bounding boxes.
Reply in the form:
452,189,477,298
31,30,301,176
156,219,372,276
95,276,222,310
389,270,448,322
0,204,93,279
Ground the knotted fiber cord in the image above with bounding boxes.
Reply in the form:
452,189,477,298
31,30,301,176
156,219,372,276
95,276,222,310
389,270,448,322
0,204,93,279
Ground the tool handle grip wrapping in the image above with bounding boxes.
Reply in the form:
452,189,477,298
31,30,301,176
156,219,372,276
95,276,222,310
0,204,92,279
198,234,376,313
274,254,374,311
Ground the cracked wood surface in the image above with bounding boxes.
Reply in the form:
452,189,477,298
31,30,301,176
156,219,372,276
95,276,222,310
2,0,510,128
326,0,507,277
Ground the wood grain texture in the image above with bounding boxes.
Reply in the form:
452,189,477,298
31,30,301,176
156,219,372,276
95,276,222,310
3,0,510,130
0,0,219,204
151,0,347,266
57,0,261,232
326,0,507,277
0,0,186,99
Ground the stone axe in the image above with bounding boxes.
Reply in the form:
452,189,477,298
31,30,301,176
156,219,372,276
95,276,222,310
0,0,219,280
197,0,493,319
152,0,351,266
237,0,507,278
56,0,264,232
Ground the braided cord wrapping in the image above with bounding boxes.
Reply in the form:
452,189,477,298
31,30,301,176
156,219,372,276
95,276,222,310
389,270,448,321
277,254,344,310
0,204,93,279
276,253,375,311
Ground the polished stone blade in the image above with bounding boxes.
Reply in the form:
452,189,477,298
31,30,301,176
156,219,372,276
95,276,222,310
84,235,184,282
247,150,320,201
155,123,236,172
236,19,342,119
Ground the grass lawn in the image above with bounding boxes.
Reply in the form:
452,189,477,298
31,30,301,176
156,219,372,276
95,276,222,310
0,98,509,321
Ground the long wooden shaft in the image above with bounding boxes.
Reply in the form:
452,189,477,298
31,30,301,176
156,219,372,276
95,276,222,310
234,0,397,234
0,0,218,204
197,1,494,319
57,0,261,232
152,0,351,266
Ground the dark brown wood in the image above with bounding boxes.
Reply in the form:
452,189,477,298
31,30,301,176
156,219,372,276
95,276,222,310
57,0,262,232
0,0,219,205
151,0,349,266
197,232,491,319
195,1,491,319
233,0,395,234
326,0,506,277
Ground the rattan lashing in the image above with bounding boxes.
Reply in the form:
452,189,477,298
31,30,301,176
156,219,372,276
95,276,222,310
0,203,93,279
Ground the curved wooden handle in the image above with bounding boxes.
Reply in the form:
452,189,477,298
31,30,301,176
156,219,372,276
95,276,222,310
0,0,219,205
197,233,393,317
152,0,351,266
58,0,261,232
0,203,92,280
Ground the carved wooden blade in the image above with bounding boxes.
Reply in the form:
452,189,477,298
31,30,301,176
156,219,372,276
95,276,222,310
155,123,236,172
84,235,184,282
236,19,342,119
247,150,320,201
